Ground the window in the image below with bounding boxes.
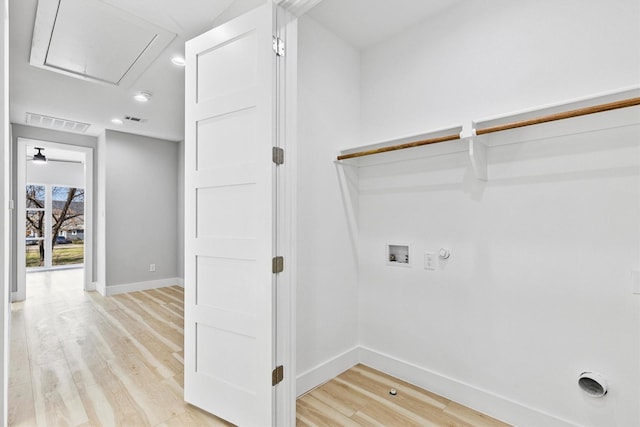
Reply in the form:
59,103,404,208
25,184,85,268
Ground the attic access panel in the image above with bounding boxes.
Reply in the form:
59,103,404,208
30,0,175,86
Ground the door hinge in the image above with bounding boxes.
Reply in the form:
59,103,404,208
272,36,285,57
272,147,284,165
272,256,284,274
272,365,284,386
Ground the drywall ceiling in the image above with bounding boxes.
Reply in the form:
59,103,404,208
9,0,235,141
9,0,463,142
307,0,464,50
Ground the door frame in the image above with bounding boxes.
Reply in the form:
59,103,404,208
15,138,94,301
274,5,297,426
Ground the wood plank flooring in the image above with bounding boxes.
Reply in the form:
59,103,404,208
9,269,510,427
9,269,232,427
297,364,511,427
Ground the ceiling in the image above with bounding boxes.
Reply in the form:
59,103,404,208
307,0,463,50
9,0,461,142
9,0,236,142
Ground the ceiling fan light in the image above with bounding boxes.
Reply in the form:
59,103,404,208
33,147,47,164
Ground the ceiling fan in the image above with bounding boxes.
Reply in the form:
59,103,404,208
29,147,83,164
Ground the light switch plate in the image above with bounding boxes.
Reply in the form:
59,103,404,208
424,253,435,270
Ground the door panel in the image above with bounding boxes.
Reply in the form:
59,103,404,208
196,184,258,238
196,31,258,102
196,256,258,315
185,3,276,426
196,107,258,170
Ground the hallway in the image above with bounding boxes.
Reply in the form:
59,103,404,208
8,269,229,426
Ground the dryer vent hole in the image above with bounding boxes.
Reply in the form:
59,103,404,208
578,373,607,397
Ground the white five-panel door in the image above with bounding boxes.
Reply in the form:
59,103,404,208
184,3,279,425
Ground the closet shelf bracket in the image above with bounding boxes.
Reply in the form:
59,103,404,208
460,123,487,181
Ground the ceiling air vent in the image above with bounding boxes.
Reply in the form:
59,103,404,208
124,116,145,123
26,112,90,133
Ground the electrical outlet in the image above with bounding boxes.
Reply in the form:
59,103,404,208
424,253,435,270
149,264,156,272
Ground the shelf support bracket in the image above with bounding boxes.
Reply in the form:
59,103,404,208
460,122,487,181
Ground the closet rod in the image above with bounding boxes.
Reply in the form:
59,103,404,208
336,133,460,160
336,96,640,161
476,97,640,135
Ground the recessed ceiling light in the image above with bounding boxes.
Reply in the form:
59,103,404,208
111,118,123,125
134,91,152,102
171,56,186,66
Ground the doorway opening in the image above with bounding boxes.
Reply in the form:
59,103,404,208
15,138,94,301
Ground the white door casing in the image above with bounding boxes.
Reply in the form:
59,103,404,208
15,138,94,301
184,3,281,425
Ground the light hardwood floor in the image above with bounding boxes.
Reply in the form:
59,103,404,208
297,365,511,427
9,269,231,426
9,269,510,427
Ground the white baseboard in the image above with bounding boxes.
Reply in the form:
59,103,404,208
175,277,184,287
100,277,183,296
358,346,578,427
95,281,106,296
296,346,359,397
85,281,96,292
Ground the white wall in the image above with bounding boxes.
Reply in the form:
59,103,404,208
356,125,639,426
360,0,640,144
103,130,180,291
353,1,640,426
295,15,361,392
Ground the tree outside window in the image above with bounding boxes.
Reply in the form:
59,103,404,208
25,185,85,267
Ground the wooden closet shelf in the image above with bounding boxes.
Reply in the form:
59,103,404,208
336,94,640,162
336,133,461,161
476,96,640,136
